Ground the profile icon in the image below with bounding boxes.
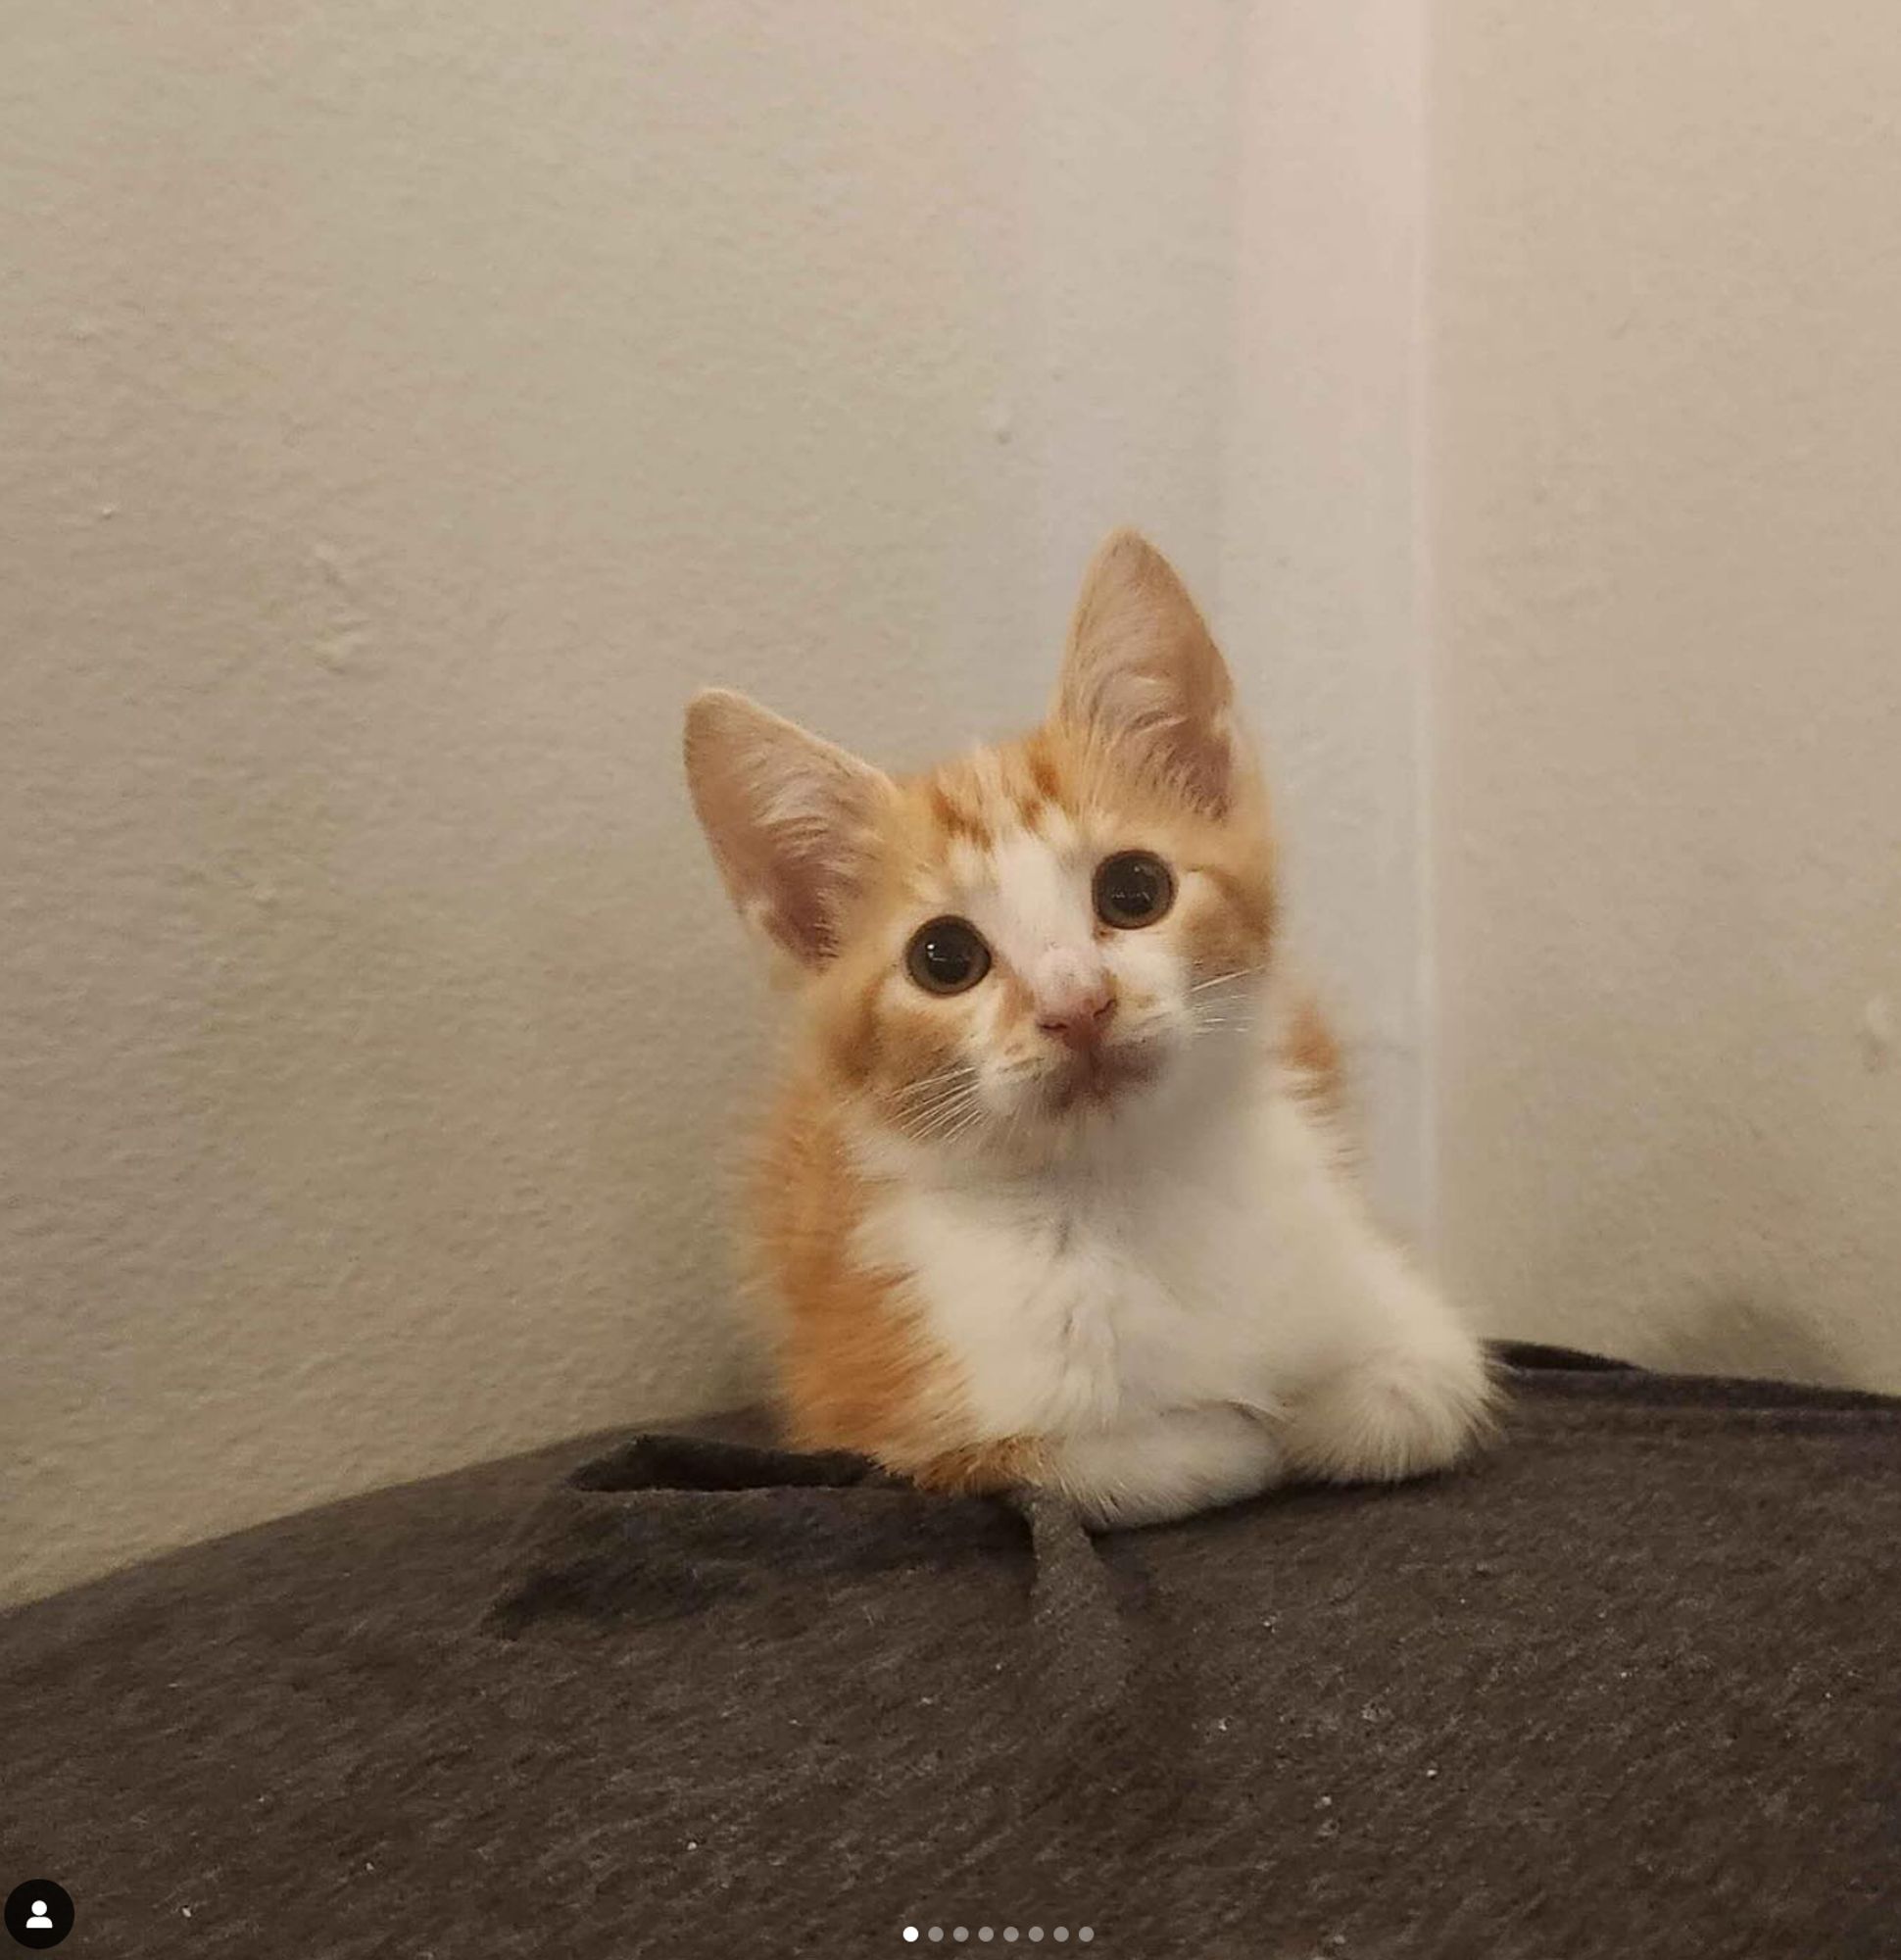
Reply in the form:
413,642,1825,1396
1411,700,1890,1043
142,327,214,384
4,1880,74,1950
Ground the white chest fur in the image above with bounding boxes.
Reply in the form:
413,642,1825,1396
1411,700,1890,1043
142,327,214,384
853,1057,1390,1443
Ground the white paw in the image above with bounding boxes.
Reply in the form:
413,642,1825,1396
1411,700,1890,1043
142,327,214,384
1280,1332,1494,1485
1041,1403,1285,1528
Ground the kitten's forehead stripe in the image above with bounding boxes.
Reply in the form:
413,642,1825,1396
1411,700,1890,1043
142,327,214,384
927,778,992,850
1025,739,1063,805
913,737,1093,871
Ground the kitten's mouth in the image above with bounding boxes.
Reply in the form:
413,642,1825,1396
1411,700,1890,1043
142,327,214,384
1044,1041,1160,1113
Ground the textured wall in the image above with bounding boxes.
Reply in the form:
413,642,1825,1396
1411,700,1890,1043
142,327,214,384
1223,1,1428,1228
1431,2,1901,1387
1,3,1425,1602
18,0,1897,1610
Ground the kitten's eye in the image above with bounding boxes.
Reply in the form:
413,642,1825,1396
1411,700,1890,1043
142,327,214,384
1095,851,1176,929
905,916,993,996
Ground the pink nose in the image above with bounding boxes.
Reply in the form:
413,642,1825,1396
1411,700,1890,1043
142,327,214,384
1037,983,1115,1052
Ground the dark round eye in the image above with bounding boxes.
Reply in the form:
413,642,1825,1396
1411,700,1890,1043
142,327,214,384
1094,851,1176,929
905,916,993,996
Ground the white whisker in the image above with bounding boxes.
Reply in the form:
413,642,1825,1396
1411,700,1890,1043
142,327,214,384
902,1083,985,1143
893,1064,979,1106
1189,966,1265,996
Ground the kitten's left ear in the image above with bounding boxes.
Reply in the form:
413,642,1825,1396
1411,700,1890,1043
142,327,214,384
1054,529,1240,811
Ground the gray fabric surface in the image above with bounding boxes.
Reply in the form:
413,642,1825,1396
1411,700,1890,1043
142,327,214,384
3,1345,1899,1958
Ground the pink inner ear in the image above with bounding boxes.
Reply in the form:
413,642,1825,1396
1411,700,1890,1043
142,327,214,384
1056,533,1238,812
1061,660,1236,814
709,783,867,966
1161,701,1237,815
756,832,857,964
685,690,889,968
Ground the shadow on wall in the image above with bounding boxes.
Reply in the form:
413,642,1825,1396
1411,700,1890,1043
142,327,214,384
1642,1294,1853,1390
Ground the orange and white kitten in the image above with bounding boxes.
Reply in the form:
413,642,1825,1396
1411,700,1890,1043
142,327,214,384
684,530,1491,1527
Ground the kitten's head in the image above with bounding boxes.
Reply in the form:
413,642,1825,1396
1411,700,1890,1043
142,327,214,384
684,531,1277,1163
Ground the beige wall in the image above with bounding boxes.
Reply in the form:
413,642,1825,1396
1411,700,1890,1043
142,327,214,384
14,0,1895,1610
1224,1,1431,1235
1431,2,1901,1388
2,3,1426,1603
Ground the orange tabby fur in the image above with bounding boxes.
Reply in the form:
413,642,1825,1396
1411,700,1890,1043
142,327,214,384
698,540,1345,1492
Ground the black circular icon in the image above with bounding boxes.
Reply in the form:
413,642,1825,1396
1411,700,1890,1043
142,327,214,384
4,1882,73,1950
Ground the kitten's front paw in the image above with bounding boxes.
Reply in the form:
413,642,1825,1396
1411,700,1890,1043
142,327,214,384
1280,1331,1494,1486
1045,1403,1285,1528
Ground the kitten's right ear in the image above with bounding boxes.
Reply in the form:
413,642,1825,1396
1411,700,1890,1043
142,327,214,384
1055,529,1239,812
683,688,894,967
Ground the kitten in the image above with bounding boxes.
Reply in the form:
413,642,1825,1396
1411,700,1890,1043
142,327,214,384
683,530,1492,1526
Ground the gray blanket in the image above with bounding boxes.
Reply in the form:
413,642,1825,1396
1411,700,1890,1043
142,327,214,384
3,1345,1898,1958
